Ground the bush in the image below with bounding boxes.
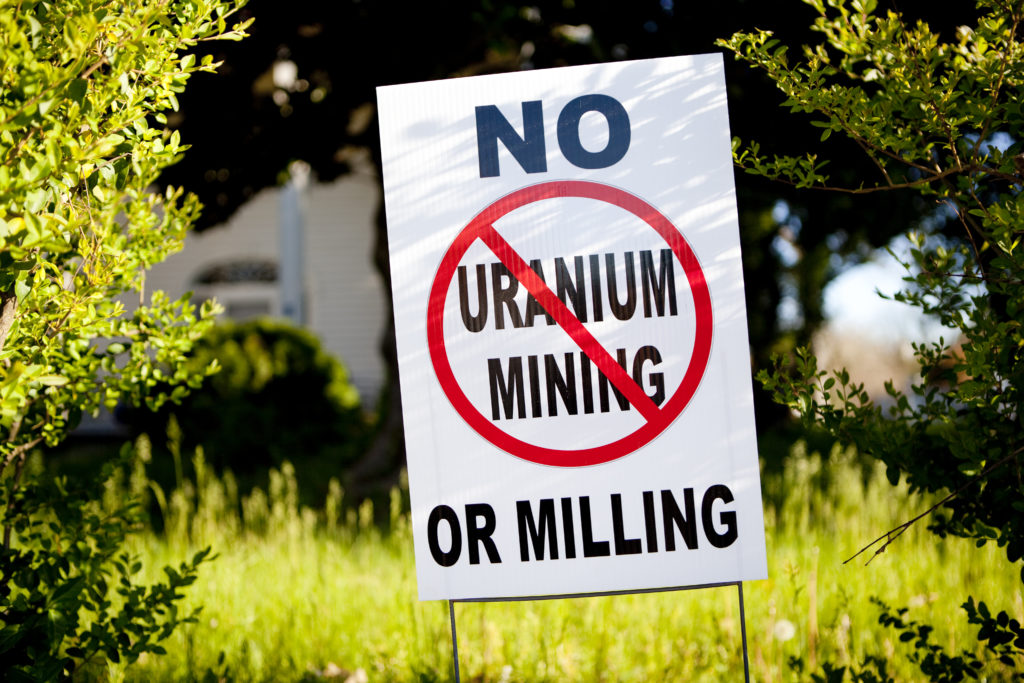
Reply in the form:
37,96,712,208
130,318,369,480
0,0,250,678
0,447,211,680
721,0,1024,678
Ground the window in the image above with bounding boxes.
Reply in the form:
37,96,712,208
193,259,280,321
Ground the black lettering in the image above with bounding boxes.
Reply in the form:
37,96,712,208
662,488,698,551
606,252,637,320
428,505,462,567
523,259,554,327
463,248,678,330
517,499,558,561
702,485,738,548
632,345,665,406
528,354,542,418
589,254,604,322
489,347,666,420
555,256,587,322
643,490,658,553
561,497,577,559
491,263,523,330
458,264,488,332
598,348,631,412
544,353,578,416
640,249,678,318
580,496,610,557
488,357,526,420
465,503,502,564
580,354,595,414
611,493,642,555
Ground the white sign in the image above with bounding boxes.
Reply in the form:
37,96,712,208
377,54,767,601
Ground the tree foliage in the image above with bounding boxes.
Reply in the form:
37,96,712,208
152,0,983,496
0,0,250,469
0,0,249,677
720,0,1023,678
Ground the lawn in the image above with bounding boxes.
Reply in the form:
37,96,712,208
97,443,1021,682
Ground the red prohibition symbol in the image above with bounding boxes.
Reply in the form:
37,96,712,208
427,180,713,467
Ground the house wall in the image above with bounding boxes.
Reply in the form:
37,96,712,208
145,173,388,408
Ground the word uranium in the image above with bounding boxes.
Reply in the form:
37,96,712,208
457,248,679,332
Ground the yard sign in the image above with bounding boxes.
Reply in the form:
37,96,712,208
377,54,767,601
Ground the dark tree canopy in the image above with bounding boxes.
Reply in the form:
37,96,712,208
160,0,983,491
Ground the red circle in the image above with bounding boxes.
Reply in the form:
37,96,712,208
427,180,712,467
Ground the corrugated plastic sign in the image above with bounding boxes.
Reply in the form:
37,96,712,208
377,54,767,601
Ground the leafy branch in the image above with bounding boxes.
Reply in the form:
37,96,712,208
845,446,1023,566
729,2,1024,678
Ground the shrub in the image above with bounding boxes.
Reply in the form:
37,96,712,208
721,0,1024,678
131,318,369,480
0,0,251,676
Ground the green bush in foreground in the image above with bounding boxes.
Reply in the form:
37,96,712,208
720,0,1024,679
1,448,211,680
0,0,249,678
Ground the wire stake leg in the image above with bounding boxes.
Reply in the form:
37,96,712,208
738,582,751,683
449,600,461,683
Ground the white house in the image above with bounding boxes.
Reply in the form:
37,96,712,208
144,170,388,408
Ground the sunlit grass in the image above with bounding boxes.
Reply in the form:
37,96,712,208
104,444,1022,682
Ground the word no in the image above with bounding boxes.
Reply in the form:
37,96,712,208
476,95,630,177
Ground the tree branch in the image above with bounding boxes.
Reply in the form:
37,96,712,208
737,162,963,194
1,441,37,550
920,269,1022,286
844,446,1023,566
0,289,16,355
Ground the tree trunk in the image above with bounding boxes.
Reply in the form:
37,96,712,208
346,190,406,500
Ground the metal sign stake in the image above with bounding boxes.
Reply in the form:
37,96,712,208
449,600,461,683
738,581,751,683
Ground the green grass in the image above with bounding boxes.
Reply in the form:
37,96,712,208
99,444,1021,682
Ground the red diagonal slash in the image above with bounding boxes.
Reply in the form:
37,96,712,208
478,222,662,423
426,180,712,467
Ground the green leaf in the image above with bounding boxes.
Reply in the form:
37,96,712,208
25,187,48,212
48,576,87,608
0,626,26,655
68,78,88,104
14,276,30,302
22,212,43,241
